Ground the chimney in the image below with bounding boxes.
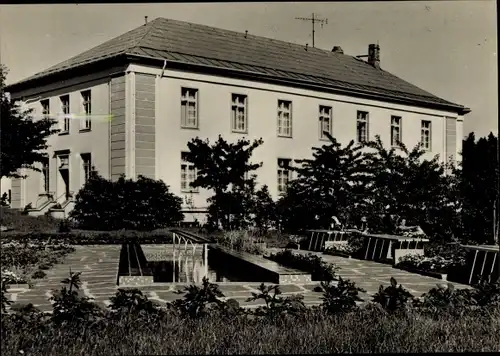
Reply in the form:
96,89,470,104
368,43,380,68
332,46,344,54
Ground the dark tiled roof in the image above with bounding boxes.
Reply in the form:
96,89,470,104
8,18,468,113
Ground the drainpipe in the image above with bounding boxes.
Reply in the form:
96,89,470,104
160,59,167,78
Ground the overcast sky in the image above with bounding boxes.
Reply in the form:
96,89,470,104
0,1,497,137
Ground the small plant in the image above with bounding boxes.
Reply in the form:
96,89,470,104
0,192,9,206
58,219,72,233
372,277,415,312
471,279,500,307
171,276,225,318
420,282,477,311
216,230,266,255
108,288,160,317
267,250,338,281
246,283,306,318
320,277,366,314
1,279,13,313
50,270,102,324
31,270,46,279
21,203,33,215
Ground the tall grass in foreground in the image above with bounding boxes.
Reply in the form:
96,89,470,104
2,306,499,355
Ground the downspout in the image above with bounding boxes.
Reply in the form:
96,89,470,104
160,59,167,78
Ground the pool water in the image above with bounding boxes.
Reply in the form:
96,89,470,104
119,243,272,284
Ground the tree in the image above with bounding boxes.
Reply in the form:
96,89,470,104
460,132,499,244
251,184,276,234
277,132,368,232
184,135,264,230
361,135,460,239
0,65,60,179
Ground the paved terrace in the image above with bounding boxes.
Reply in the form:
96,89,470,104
6,245,471,312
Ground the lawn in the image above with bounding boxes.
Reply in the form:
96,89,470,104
1,306,499,355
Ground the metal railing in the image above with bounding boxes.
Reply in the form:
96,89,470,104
172,232,208,283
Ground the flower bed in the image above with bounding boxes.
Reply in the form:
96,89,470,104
266,250,338,281
0,230,175,245
323,232,365,259
395,254,466,279
1,241,75,286
214,230,266,255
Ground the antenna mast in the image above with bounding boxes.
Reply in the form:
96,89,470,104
295,13,328,48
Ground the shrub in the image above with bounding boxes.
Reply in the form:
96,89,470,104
1,279,13,313
50,271,102,324
246,283,306,318
372,277,415,312
58,219,72,233
472,279,500,307
216,230,265,255
31,270,46,279
1,231,175,245
267,250,338,281
320,277,366,314
171,277,226,318
108,288,160,316
419,283,477,311
70,173,184,231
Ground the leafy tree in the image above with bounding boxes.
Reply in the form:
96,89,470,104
184,135,264,230
0,65,59,179
70,171,183,230
277,132,368,232
251,184,276,233
460,132,499,244
361,135,460,239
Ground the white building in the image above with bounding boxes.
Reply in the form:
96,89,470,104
3,18,470,221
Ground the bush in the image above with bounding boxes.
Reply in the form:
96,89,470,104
215,230,265,255
418,282,478,311
1,230,175,245
171,277,226,318
267,250,338,281
70,173,183,231
50,271,102,324
247,283,306,318
372,277,415,312
0,206,60,232
320,277,366,314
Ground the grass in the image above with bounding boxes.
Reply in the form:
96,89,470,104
0,206,60,232
2,307,499,355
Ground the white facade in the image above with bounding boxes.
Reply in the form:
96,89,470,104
4,63,465,222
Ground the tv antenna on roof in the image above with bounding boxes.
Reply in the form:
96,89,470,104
295,13,328,48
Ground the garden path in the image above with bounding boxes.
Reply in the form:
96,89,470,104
6,245,470,312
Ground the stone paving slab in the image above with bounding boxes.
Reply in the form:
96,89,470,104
6,245,474,313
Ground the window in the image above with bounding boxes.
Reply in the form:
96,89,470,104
58,155,69,169
231,94,247,133
277,158,292,194
41,157,49,193
181,88,198,128
60,95,70,133
81,153,92,183
421,120,432,151
81,90,91,130
181,152,198,192
41,99,50,119
319,105,332,139
277,100,292,137
357,111,369,143
391,116,402,147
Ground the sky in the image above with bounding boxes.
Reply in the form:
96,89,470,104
0,1,497,138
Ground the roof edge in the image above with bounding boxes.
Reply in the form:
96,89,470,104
5,53,471,116
124,54,471,115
